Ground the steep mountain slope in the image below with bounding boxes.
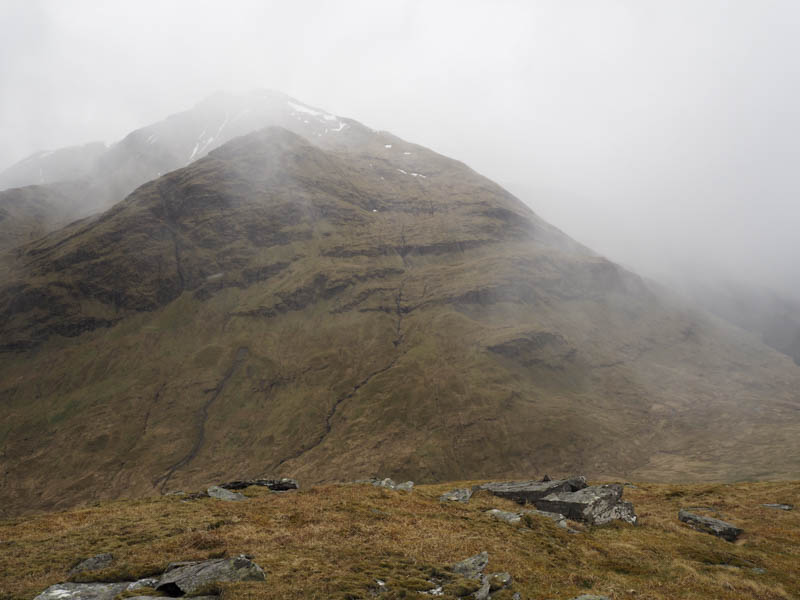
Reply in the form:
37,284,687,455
1,109,799,518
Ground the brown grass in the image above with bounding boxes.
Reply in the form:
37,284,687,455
0,480,798,599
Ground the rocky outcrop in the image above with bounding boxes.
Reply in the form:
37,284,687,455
452,552,489,580
534,484,637,526
440,487,474,503
218,478,298,491
156,555,265,596
67,553,113,576
206,485,247,502
480,477,587,505
678,510,742,541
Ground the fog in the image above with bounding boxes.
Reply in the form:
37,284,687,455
2,0,799,297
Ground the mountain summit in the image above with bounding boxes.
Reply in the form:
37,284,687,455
1,94,799,516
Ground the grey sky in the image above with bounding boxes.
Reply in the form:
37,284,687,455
2,0,799,294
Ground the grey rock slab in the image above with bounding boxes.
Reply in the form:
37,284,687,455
678,510,742,542
452,551,489,580
370,478,413,491
762,503,793,510
68,552,113,575
207,485,247,502
394,480,414,492
34,582,131,600
440,487,473,503
219,478,298,491
156,555,266,595
535,484,637,525
480,476,587,504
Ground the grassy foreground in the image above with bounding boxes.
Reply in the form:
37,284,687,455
0,480,797,600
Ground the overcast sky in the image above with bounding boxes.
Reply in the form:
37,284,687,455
1,0,799,294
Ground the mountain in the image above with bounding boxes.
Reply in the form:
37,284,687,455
1,94,799,517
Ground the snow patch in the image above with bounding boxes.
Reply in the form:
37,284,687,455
397,169,408,174
411,173,427,178
403,151,412,155
384,144,393,149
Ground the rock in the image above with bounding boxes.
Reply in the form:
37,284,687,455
569,596,611,600
126,577,160,590
678,510,742,541
207,485,247,502
156,555,266,595
68,552,113,575
486,509,524,524
488,572,513,591
541,474,552,482
762,503,793,510
369,478,413,491
526,509,568,529
440,487,474,503
451,551,489,580
535,484,637,525
486,508,568,529
480,476,587,505
473,577,491,600
219,477,298,491
34,582,131,600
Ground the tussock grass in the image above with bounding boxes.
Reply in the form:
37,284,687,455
0,480,797,599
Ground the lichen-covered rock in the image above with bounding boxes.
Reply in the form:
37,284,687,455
68,552,113,575
156,555,266,595
762,503,793,510
480,477,587,504
535,484,637,525
207,485,247,501
678,510,742,541
34,582,131,600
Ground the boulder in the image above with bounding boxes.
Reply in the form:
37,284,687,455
480,476,587,505
68,552,113,575
678,510,742,542
34,582,131,600
156,555,266,596
535,484,637,525
207,485,247,502
762,503,793,511
440,487,474,503
218,478,298,491
451,551,488,580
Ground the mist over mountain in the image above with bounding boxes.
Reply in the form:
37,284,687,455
0,93,799,519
